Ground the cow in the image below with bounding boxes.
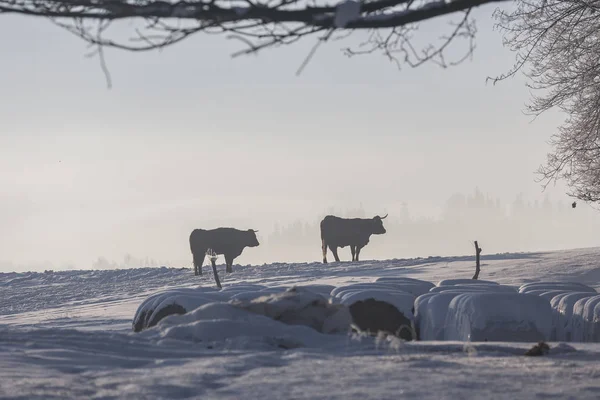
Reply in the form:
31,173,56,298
189,227,260,275
320,214,387,263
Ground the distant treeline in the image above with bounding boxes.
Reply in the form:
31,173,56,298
92,254,172,270
261,189,600,263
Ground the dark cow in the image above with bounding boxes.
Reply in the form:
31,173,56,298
320,214,387,263
189,228,260,275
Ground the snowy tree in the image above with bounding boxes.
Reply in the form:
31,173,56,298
493,0,600,205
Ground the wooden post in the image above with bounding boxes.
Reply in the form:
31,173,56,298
206,249,222,289
472,241,482,280
210,258,222,289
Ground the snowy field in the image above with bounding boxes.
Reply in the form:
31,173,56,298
2,248,600,399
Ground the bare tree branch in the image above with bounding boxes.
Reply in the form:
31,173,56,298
492,0,600,204
0,0,509,67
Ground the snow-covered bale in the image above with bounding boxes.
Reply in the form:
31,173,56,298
339,290,415,317
132,287,229,332
233,287,352,334
413,293,439,333
547,292,578,340
375,277,434,285
135,285,352,337
571,297,590,342
348,298,415,340
330,283,406,298
527,289,578,300
133,284,319,333
555,292,597,341
148,302,343,350
437,279,500,287
429,285,516,293
219,284,268,293
539,290,579,304
570,295,600,342
592,301,600,342
550,292,573,309
519,282,596,294
418,292,464,341
334,288,413,306
519,281,596,290
444,292,553,342
382,282,434,297
339,289,416,340
229,287,289,302
416,287,515,341
374,277,435,296
297,284,336,297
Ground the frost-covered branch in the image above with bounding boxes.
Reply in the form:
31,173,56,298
492,0,600,204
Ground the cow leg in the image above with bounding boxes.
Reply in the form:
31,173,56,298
322,239,328,264
193,252,206,276
355,246,362,262
225,254,234,273
350,245,356,262
329,245,341,262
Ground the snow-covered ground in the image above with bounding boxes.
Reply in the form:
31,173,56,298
2,248,600,399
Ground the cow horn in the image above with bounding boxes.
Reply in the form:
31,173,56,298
380,214,388,219
252,229,259,233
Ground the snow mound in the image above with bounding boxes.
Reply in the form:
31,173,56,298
334,0,361,28
444,292,553,342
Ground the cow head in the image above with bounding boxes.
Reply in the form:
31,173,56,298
246,229,260,247
371,214,388,234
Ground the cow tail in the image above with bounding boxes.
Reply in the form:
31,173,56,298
320,219,328,263
190,230,203,274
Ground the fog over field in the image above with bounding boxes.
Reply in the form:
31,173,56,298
2,7,600,272
2,188,600,271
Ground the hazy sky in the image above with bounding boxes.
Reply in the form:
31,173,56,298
0,6,589,271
